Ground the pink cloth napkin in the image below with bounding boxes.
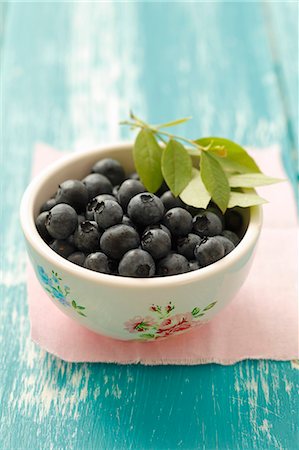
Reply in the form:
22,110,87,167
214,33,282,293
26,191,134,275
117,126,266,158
27,143,298,364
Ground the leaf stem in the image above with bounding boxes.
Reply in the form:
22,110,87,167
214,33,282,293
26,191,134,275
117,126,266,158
153,128,201,150
156,134,167,145
119,119,203,153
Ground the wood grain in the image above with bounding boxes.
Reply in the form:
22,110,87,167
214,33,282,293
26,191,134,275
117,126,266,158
1,2,298,449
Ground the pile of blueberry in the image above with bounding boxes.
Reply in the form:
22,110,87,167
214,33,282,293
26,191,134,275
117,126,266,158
35,158,243,278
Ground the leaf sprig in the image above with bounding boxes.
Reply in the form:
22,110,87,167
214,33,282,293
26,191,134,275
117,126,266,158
120,112,283,213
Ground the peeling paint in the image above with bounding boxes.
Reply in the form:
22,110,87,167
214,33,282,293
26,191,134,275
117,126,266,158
111,384,122,400
291,360,299,370
283,375,293,396
259,418,272,441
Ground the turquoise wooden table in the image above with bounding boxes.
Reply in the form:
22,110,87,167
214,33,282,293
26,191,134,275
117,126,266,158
1,2,298,449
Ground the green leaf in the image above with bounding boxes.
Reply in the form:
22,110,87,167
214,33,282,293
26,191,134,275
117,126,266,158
228,173,284,188
133,129,164,193
180,168,211,208
161,139,192,196
156,116,192,129
191,307,201,317
77,312,87,317
200,152,230,213
76,305,86,310
208,147,227,158
196,137,261,173
203,301,217,311
139,333,156,340
228,190,267,208
71,300,77,308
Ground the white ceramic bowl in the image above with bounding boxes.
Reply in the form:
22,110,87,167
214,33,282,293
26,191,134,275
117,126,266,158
20,142,262,341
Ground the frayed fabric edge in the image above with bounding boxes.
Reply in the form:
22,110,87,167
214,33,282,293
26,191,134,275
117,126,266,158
29,337,299,366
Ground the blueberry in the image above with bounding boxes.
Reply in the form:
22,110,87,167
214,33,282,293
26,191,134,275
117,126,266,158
176,233,202,259
100,224,140,260
189,260,201,271
91,158,125,186
143,223,172,239
193,211,223,237
162,207,192,237
35,211,52,242
127,193,164,226
50,239,76,258
118,179,146,210
85,194,117,220
85,198,99,220
141,228,171,260
94,199,123,229
55,180,89,212
119,249,155,278
67,234,75,247
82,173,113,199
40,198,56,213
84,252,110,273
46,204,77,239
122,215,135,228
95,193,118,203
221,230,240,246
113,185,120,198
128,172,139,180
207,202,225,227
67,252,86,266
108,258,119,275
194,237,225,267
78,214,86,225
224,209,243,232
157,253,189,276
215,235,235,255
74,221,101,252
186,206,205,217
160,191,184,211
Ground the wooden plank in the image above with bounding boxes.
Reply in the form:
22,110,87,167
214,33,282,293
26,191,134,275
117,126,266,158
263,1,298,189
0,2,9,54
264,2,298,139
1,2,298,450
1,299,298,450
135,2,285,145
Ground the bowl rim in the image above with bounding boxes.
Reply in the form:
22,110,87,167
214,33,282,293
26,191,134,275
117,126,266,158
20,141,263,288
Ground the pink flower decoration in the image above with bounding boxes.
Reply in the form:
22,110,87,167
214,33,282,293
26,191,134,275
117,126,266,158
123,301,217,340
165,304,173,313
156,312,195,338
124,316,157,333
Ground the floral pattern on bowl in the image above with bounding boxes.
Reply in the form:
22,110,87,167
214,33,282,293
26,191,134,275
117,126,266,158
124,301,217,340
36,265,87,317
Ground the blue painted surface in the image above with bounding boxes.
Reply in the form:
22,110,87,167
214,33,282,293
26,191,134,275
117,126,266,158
1,2,298,450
